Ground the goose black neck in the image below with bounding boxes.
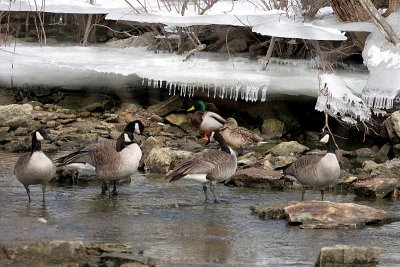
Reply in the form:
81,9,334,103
326,137,337,153
213,132,230,154
31,133,42,154
116,134,126,152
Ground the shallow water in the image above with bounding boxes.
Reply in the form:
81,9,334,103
1,151,399,266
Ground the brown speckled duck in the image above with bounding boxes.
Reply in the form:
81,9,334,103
188,100,225,139
219,117,263,150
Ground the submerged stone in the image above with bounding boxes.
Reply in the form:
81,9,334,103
315,245,380,267
284,201,400,229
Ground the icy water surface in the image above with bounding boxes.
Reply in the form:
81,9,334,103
0,151,399,266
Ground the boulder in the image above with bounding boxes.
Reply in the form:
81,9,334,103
227,167,283,188
146,96,183,117
1,241,89,266
262,118,285,139
383,110,400,140
144,147,193,173
362,158,400,177
250,201,296,220
0,104,33,127
353,177,400,198
315,245,380,267
284,201,400,229
267,141,309,156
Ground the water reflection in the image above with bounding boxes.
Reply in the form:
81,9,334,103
0,151,399,266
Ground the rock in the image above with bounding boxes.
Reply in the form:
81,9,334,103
0,104,33,127
362,158,400,177
227,167,283,188
101,252,156,267
250,201,296,220
353,177,400,198
336,175,358,190
219,38,248,53
1,241,89,266
237,152,258,167
354,147,377,157
267,154,298,169
315,245,380,267
262,118,285,139
284,201,400,229
267,141,309,156
164,113,188,126
144,147,193,173
383,110,400,140
146,96,183,116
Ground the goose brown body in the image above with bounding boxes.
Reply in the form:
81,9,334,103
14,128,56,202
55,121,144,195
166,131,237,203
283,132,340,201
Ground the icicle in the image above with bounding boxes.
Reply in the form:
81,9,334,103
261,86,267,102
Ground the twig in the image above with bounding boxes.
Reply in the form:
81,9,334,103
261,37,276,70
183,43,206,61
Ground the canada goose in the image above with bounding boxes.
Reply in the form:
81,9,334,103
188,100,226,140
14,128,56,203
166,131,237,203
55,120,144,196
219,117,263,150
283,132,340,201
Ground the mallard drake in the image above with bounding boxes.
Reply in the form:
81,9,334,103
55,120,145,196
188,100,225,139
166,131,237,203
14,128,56,203
283,132,340,201
219,117,263,150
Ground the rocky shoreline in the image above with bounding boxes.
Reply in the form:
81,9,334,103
0,87,399,266
1,88,399,200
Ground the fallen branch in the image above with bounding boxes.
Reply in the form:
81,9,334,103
183,44,206,61
358,0,400,46
261,37,276,70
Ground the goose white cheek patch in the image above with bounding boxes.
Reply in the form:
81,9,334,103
36,131,44,141
124,133,132,142
134,123,140,134
320,134,329,144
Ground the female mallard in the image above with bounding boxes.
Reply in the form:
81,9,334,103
219,117,263,150
188,100,225,139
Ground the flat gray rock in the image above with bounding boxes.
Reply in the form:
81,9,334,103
284,201,400,229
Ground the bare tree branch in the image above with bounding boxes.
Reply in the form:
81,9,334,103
358,0,400,46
